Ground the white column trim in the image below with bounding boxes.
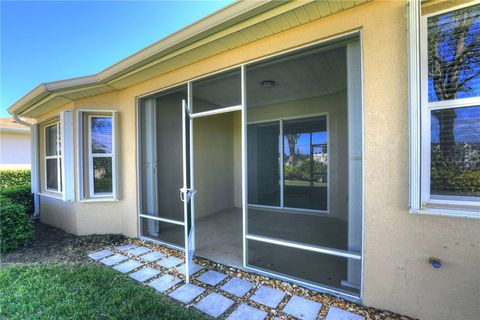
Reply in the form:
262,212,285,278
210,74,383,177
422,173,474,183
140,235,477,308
408,0,422,211
60,111,75,202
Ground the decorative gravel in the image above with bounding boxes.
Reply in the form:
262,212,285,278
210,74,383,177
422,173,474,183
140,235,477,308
89,238,414,320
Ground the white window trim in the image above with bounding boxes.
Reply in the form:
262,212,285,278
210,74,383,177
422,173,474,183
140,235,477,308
78,110,118,201
409,0,480,218
247,112,330,215
44,122,62,194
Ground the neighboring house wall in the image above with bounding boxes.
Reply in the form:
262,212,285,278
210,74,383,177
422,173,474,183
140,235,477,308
0,131,31,169
29,1,479,320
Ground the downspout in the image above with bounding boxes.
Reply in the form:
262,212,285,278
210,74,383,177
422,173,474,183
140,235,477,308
13,114,32,127
13,114,40,218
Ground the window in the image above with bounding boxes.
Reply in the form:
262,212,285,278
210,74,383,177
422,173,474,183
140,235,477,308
45,122,62,192
410,2,480,215
78,111,117,200
88,115,114,197
247,115,329,212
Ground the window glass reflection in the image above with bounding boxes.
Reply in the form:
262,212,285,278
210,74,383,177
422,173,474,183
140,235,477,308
428,5,480,102
91,117,112,154
93,157,113,194
247,121,280,206
431,106,480,198
283,116,328,211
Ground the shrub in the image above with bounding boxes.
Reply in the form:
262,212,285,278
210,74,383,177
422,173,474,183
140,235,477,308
0,170,31,190
284,160,328,181
0,185,34,215
0,197,33,253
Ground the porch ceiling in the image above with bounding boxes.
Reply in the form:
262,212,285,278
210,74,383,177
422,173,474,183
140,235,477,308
9,0,369,118
192,45,347,109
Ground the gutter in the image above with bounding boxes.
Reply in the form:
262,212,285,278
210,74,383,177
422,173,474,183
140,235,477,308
13,114,33,128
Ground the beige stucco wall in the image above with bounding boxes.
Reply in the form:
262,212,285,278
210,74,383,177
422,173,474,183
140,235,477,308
40,197,77,234
33,1,480,319
0,131,31,169
233,111,242,208
193,112,240,219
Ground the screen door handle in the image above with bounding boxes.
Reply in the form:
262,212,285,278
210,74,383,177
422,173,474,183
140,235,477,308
180,188,196,202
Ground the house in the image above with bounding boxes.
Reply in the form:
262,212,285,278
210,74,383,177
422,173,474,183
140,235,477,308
7,1,480,319
0,117,31,169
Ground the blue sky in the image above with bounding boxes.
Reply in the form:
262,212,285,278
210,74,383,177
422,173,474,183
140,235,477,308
0,0,233,118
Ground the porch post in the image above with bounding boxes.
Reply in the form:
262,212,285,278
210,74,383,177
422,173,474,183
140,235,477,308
241,65,248,267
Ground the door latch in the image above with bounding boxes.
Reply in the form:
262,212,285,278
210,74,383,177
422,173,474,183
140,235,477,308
179,188,197,202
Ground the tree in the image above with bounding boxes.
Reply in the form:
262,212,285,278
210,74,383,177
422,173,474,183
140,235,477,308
429,7,480,160
286,134,300,166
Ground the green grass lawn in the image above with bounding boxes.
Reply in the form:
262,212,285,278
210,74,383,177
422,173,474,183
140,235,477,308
0,264,209,320
284,179,327,187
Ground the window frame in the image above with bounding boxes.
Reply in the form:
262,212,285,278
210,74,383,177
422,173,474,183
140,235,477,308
247,113,330,215
410,1,480,217
77,110,118,201
44,122,62,194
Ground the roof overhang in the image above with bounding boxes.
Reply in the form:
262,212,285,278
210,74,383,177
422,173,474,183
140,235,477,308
8,0,370,118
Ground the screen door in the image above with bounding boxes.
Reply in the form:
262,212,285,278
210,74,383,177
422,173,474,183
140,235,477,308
181,99,196,282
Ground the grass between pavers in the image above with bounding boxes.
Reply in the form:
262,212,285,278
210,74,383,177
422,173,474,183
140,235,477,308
0,264,210,320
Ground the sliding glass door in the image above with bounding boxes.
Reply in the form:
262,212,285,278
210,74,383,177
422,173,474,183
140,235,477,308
247,121,280,206
248,116,328,211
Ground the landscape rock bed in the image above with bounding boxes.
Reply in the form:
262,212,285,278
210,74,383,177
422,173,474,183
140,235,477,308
109,238,413,320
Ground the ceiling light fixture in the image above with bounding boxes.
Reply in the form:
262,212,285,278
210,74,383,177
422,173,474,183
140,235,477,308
261,80,276,87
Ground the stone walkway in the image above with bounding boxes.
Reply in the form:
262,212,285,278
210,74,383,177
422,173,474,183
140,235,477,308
88,240,408,320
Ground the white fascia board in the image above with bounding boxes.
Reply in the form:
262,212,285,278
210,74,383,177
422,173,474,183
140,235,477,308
7,1,322,117
7,75,99,115
7,85,49,115
8,1,279,117
43,75,98,91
